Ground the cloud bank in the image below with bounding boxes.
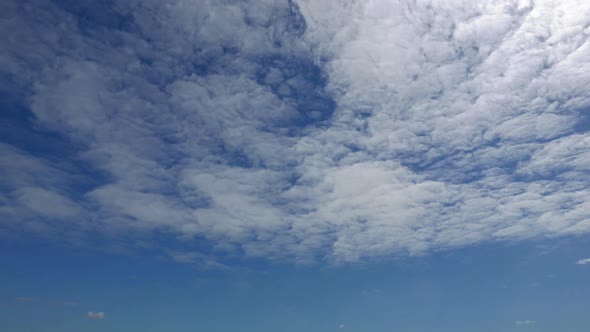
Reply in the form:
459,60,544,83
1,0,590,264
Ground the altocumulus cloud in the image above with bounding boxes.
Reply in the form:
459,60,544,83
1,0,590,264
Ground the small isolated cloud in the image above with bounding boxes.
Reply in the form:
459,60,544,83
88,312,105,319
576,258,590,265
515,320,536,326
360,288,382,296
338,324,345,329
15,297,35,303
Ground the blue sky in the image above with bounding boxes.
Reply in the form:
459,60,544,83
2,237,590,331
1,0,590,331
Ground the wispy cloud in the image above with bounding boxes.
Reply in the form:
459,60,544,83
87,312,105,319
515,320,536,326
15,297,35,303
576,258,590,265
167,251,228,270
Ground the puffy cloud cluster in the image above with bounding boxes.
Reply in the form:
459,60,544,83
1,0,590,264
291,0,590,261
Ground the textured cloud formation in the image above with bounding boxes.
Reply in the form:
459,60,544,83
1,0,590,264
88,311,105,319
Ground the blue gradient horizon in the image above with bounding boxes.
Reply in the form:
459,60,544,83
1,235,590,332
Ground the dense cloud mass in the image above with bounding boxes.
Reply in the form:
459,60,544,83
1,0,590,264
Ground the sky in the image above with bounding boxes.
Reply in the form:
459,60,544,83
1,0,590,331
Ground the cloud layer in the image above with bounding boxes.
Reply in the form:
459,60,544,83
1,0,590,264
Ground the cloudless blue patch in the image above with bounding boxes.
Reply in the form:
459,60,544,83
573,105,590,133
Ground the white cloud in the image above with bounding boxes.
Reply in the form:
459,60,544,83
2,0,590,264
577,258,590,265
16,187,84,219
87,312,105,319
515,320,536,326
288,0,590,262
